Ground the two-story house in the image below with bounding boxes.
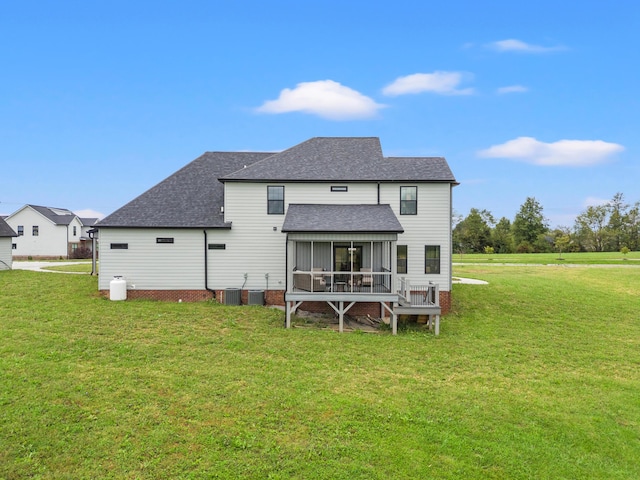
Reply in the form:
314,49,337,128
5,205,95,259
97,137,458,333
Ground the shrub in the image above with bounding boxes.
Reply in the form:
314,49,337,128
71,247,92,259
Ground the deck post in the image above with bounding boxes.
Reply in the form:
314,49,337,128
392,310,397,335
339,301,344,333
285,301,291,329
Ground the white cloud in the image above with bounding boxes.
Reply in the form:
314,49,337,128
74,208,105,220
255,80,384,120
488,39,566,53
382,71,474,96
583,196,611,208
477,137,624,167
496,85,529,94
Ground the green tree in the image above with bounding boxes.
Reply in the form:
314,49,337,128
512,197,549,252
453,208,494,253
491,217,514,253
605,192,628,251
574,204,608,252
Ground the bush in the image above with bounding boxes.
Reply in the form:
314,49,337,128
70,247,92,259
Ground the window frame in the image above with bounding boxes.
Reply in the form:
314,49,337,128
400,186,418,215
397,245,408,274
17,225,24,236
156,237,175,244
267,185,285,215
110,243,129,250
32,226,39,236
331,185,348,192
424,245,441,274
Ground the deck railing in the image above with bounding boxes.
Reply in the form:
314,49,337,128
397,278,439,307
292,269,392,294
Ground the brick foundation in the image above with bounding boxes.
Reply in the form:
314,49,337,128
98,288,451,315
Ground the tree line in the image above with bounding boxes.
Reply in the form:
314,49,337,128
453,193,639,254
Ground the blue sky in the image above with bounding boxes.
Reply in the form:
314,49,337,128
1,0,638,227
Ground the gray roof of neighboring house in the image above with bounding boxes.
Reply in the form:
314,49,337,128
221,137,457,183
281,204,404,233
27,205,77,225
80,218,99,226
0,216,17,237
98,151,273,228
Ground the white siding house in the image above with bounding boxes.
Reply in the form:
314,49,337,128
0,217,17,270
5,205,88,259
97,137,458,332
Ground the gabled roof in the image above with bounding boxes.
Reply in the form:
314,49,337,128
281,204,404,233
98,137,456,229
98,151,273,228
0,216,17,237
221,137,457,183
80,218,99,226
8,205,78,226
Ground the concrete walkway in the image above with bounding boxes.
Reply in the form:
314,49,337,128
12,261,92,274
453,277,488,285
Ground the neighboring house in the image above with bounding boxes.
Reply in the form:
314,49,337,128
97,137,458,333
0,216,17,270
5,205,91,259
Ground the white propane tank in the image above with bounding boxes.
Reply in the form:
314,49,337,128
110,276,127,301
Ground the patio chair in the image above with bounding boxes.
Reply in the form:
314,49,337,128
360,268,373,288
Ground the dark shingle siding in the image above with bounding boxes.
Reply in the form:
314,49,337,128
282,204,404,233
98,151,273,228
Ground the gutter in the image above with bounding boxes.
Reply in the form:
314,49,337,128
203,230,216,296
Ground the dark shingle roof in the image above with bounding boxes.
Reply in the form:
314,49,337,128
0,217,17,237
98,137,456,229
98,151,273,228
28,205,77,225
221,137,457,183
281,204,404,233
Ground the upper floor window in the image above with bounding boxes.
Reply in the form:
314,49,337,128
73,226,77,236
425,245,440,274
331,186,348,192
267,186,285,215
32,226,39,236
400,186,417,215
17,225,24,236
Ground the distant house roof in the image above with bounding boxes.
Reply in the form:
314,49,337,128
221,137,457,183
282,204,404,233
8,205,78,226
98,151,273,228
80,217,99,226
0,217,17,237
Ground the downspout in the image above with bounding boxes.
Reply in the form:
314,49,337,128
203,230,215,297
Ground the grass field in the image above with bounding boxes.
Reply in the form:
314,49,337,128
1,263,639,479
454,251,640,264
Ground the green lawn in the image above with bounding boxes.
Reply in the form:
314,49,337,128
454,250,640,264
1,266,639,479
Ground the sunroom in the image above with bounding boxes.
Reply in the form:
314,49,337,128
282,204,405,332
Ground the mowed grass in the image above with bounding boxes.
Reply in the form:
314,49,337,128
455,250,640,264
1,266,639,479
